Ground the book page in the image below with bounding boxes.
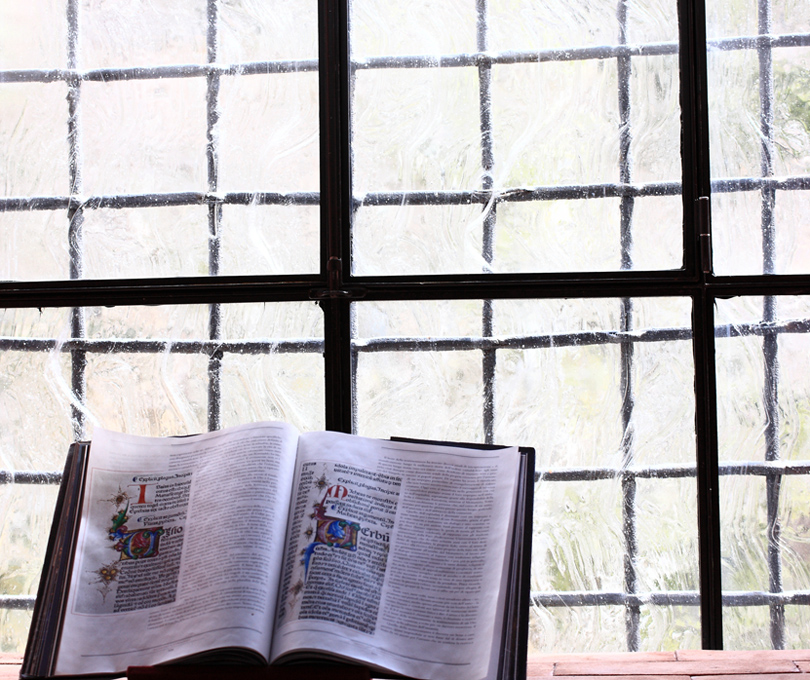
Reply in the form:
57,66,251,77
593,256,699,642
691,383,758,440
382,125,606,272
54,422,299,676
271,432,520,680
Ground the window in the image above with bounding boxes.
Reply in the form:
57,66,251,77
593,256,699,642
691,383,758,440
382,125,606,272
2,0,810,655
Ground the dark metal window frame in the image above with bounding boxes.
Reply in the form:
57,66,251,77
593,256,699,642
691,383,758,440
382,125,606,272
2,0,810,652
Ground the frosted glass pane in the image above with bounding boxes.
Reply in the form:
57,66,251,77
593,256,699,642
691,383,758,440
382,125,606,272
351,0,476,57
352,67,482,194
220,302,325,428
531,605,626,653
0,309,69,654
636,479,700,593
631,55,682,184
220,353,324,431
219,0,318,62
354,300,486,441
1,2,319,282
723,605,772,650
492,60,620,187
81,79,208,196
488,0,617,51
627,0,680,44
220,205,320,275
218,72,319,194
0,211,70,281
715,296,810,463
355,299,482,339
770,49,810,178
0,302,322,465
707,49,760,181
706,0,757,39
0,485,60,651
774,191,810,275
0,308,74,472
779,477,810,593
351,0,682,275
355,350,485,442
497,341,624,467
219,301,323,342
0,0,65,69
0,83,69,197
707,2,810,276
352,204,486,276
633,196,684,270
534,480,624,592
711,191,764,277
79,0,206,69
707,0,809,39
715,296,810,649
354,297,699,652
533,479,700,652
494,296,691,346
494,199,623,273
85,305,208,341
82,206,209,279
86,351,210,434
784,606,810,649
493,298,694,468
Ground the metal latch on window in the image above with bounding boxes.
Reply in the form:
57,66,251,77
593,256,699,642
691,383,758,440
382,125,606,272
309,256,366,300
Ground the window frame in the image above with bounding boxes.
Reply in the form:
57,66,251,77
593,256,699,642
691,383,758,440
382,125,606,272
2,0,810,651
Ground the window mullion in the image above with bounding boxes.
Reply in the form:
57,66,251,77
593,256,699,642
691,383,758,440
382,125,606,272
679,0,723,649
319,0,353,433
693,289,723,650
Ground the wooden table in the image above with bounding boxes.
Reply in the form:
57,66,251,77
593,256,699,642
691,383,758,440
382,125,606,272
4,651,810,680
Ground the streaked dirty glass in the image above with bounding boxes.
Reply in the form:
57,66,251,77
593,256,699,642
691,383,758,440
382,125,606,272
350,0,682,276
715,296,810,649
0,302,324,653
354,297,699,652
707,4,810,275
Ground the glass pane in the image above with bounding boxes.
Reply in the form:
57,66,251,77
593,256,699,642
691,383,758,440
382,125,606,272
708,4,810,275
218,72,319,194
715,295,810,649
353,297,699,652
0,484,61,655
0,302,324,654
79,0,206,69
0,211,70,281
0,82,69,198
219,205,320,276
350,0,682,276
219,0,318,63
0,0,65,69
82,206,209,279
0,2,319,281
81,78,209,197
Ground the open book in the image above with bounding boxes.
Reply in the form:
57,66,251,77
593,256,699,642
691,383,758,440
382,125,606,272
22,423,534,680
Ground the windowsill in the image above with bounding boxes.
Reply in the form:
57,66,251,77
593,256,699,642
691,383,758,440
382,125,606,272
4,650,810,680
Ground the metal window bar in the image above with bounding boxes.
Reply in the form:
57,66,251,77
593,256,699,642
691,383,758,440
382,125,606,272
756,0,782,650
2,0,810,653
